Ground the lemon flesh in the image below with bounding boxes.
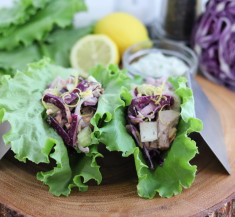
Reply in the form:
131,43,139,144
95,12,149,56
70,34,119,77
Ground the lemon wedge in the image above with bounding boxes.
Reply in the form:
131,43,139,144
70,34,119,77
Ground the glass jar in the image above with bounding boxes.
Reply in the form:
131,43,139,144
149,0,207,43
122,39,198,79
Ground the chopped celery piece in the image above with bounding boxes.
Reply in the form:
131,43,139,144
77,126,92,147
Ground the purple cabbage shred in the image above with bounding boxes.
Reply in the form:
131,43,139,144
192,0,235,90
47,116,71,145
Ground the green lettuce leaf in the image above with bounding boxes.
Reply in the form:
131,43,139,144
0,26,93,77
0,59,101,196
0,45,41,76
0,0,87,50
95,76,203,198
89,64,133,143
37,144,102,196
40,26,94,67
96,107,137,157
0,0,49,32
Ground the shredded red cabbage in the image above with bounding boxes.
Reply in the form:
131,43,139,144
128,95,171,123
68,114,79,147
142,144,164,170
148,148,164,167
63,89,80,105
43,93,69,121
47,116,71,145
42,75,103,152
126,124,141,147
76,79,89,91
192,0,235,90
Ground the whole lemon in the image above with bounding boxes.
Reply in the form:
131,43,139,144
94,12,149,56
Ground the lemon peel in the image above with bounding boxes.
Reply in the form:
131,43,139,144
158,104,169,127
80,90,92,98
61,92,81,108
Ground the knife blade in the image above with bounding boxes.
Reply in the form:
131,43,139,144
0,121,11,160
189,74,231,174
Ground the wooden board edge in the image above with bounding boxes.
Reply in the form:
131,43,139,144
0,202,26,217
192,193,235,217
1,194,234,217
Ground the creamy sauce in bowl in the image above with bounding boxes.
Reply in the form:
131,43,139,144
130,52,189,78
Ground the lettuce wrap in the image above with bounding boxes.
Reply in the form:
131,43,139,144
92,75,203,199
0,58,132,196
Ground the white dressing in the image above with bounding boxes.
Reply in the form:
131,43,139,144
131,52,188,78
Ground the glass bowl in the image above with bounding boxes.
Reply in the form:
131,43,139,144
122,39,198,79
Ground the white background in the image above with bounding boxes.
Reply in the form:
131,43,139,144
0,0,208,27
0,0,164,26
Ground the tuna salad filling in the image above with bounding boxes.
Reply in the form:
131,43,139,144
126,77,181,170
41,74,103,153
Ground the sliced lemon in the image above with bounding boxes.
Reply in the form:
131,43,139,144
70,34,119,77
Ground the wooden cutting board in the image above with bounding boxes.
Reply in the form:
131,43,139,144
0,76,234,217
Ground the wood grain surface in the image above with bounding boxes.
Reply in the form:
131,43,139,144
0,76,234,217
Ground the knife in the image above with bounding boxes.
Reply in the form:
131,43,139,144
189,73,231,174
0,121,11,160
